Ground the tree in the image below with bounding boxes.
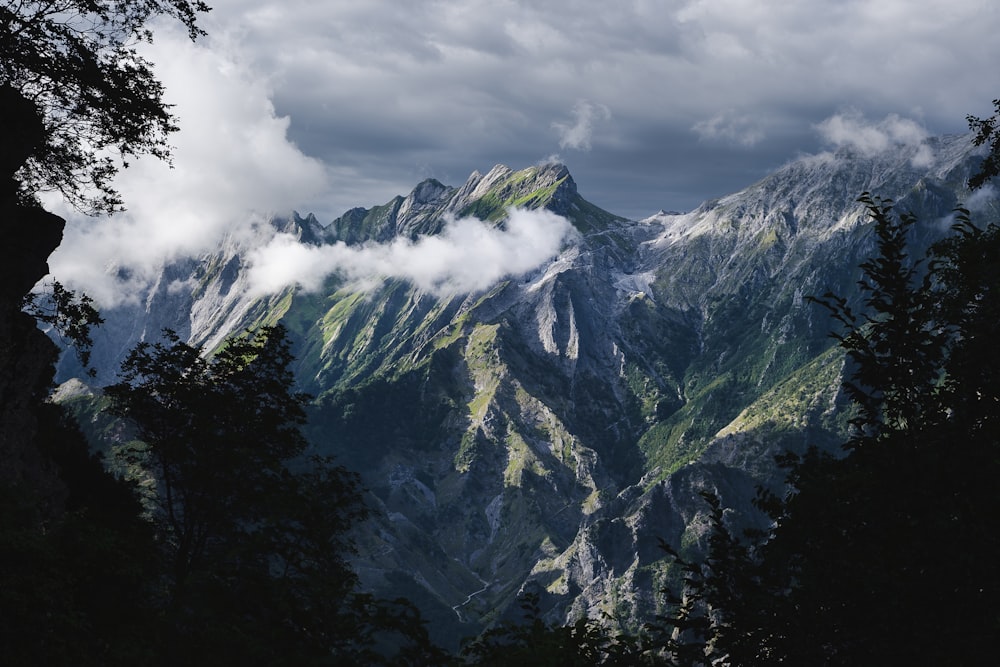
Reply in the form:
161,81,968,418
967,98,1000,190
0,3,211,612
658,194,1000,665
927,215,1000,434
1,0,211,213
766,198,1000,665
653,493,771,667
0,33,159,660
458,592,651,666
106,325,377,662
808,194,950,444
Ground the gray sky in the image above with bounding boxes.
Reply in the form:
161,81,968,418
46,0,1000,305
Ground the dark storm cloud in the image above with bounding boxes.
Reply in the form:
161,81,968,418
203,0,999,217
46,0,1000,302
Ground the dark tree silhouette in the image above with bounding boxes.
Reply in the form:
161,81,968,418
459,592,653,666
0,0,210,549
967,98,1000,191
106,325,382,662
661,194,1000,665
809,194,950,443
1,0,210,213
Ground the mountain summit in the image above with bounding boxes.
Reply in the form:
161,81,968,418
57,135,995,646
325,162,623,246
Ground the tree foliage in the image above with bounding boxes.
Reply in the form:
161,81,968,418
809,194,950,442
106,325,381,661
0,0,210,213
22,280,104,375
652,492,771,667
660,194,1000,665
967,98,1000,190
459,592,655,666
784,197,1000,664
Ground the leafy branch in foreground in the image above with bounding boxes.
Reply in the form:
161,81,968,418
1,0,211,213
968,98,1000,190
23,280,104,376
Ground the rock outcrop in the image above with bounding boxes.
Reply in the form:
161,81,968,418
0,86,68,513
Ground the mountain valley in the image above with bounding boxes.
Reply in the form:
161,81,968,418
56,134,996,647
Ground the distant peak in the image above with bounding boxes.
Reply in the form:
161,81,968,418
408,178,449,205
536,161,570,179
293,211,319,225
273,211,324,244
468,163,573,194
483,164,515,180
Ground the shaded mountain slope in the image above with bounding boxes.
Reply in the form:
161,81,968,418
57,136,997,645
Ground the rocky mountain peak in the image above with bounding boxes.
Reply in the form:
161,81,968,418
410,178,450,204
55,134,996,646
448,162,581,224
268,211,324,245
322,162,614,246
395,178,456,236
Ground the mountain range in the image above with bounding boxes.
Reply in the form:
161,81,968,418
56,133,995,647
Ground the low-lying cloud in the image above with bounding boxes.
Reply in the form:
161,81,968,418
817,110,933,166
247,207,577,297
45,27,331,307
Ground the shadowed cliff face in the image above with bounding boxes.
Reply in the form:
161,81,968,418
0,86,65,303
54,137,996,644
0,87,68,511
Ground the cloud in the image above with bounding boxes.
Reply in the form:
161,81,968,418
46,27,330,307
35,0,1000,284
552,101,611,152
966,184,997,212
178,0,1000,220
246,207,577,297
816,110,933,166
692,110,765,147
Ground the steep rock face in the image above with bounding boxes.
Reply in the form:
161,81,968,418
324,163,622,249
326,178,454,243
0,90,70,513
57,139,997,646
519,137,985,627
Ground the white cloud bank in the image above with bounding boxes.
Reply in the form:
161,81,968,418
816,110,934,166
46,27,330,307
247,207,577,297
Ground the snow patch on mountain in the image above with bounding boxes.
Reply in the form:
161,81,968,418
611,270,655,299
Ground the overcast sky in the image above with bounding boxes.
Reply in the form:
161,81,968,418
46,0,1000,305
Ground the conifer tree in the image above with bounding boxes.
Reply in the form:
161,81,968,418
660,193,1000,665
